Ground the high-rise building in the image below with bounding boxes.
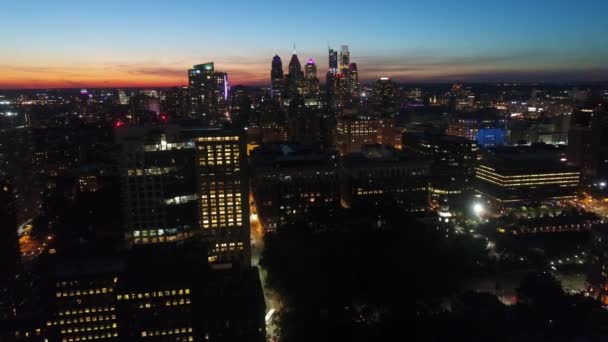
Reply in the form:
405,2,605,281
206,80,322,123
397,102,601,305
45,257,122,342
188,63,229,126
116,125,201,246
303,58,320,103
286,50,304,101
195,130,250,266
328,47,338,73
117,125,251,266
348,63,360,97
270,55,284,102
339,45,350,75
336,115,376,155
369,77,399,116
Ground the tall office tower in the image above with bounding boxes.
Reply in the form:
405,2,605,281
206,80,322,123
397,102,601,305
303,58,320,102
161,86,189,119
328,47,338,73
339,45,351,95
195,130,250,266
348,63,360,97
339,45,350,74
270,55,284,102
0,177,19,321
334,74,350,108
116,126,200,246
286,50,304,102
117,125,250,265
326,47,339,109
369,77,400,116
188,62,229,126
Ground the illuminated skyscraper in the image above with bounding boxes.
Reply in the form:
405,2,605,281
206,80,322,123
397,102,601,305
328,47,338,73
188,62,229,126
348,63,360,97
286,49,304,101
116,126,201,246
303,58,320,102
270,55,284,101
117,125,250,266
339,45,350,74
195,130,250,266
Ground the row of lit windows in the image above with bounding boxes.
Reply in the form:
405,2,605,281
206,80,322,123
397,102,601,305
141,327,192,336
61,332,117,341
56,288,113,297
51,315,116,325
197,136,239,142
117,289,190,300
476,173,579,187
476,169,580,181
59,307,114,316
60,323,116,334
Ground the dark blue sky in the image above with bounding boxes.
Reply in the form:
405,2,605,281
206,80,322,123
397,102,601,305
1,0,607,87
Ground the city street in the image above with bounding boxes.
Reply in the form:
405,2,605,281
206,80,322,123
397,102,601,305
250,192,282,341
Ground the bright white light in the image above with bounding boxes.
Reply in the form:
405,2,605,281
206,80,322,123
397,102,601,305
473,203,484,217
600,182,606,188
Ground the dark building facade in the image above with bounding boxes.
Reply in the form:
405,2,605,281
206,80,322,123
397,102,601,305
403,131,478,202
250,144,340,232
588,223,608,305
340,144,430,211
567,109,608,182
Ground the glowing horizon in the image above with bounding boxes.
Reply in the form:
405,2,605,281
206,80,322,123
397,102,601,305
1,0,607,89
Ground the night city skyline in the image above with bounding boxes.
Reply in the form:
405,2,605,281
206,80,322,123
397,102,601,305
2,0,608,88
3,1,608,341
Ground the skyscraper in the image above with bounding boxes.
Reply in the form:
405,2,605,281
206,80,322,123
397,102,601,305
339,45,350,74
188,62,229,126
303,58,320,102
195,130,250,266
117,125,251,266
270,55,284,102
116,126,201,246
286,49,304,101
348,63,360,97
328,47,338,73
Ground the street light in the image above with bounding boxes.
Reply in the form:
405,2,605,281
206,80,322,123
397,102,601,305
473,202,484,217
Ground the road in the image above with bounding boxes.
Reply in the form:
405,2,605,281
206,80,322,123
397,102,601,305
250,191,282,341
